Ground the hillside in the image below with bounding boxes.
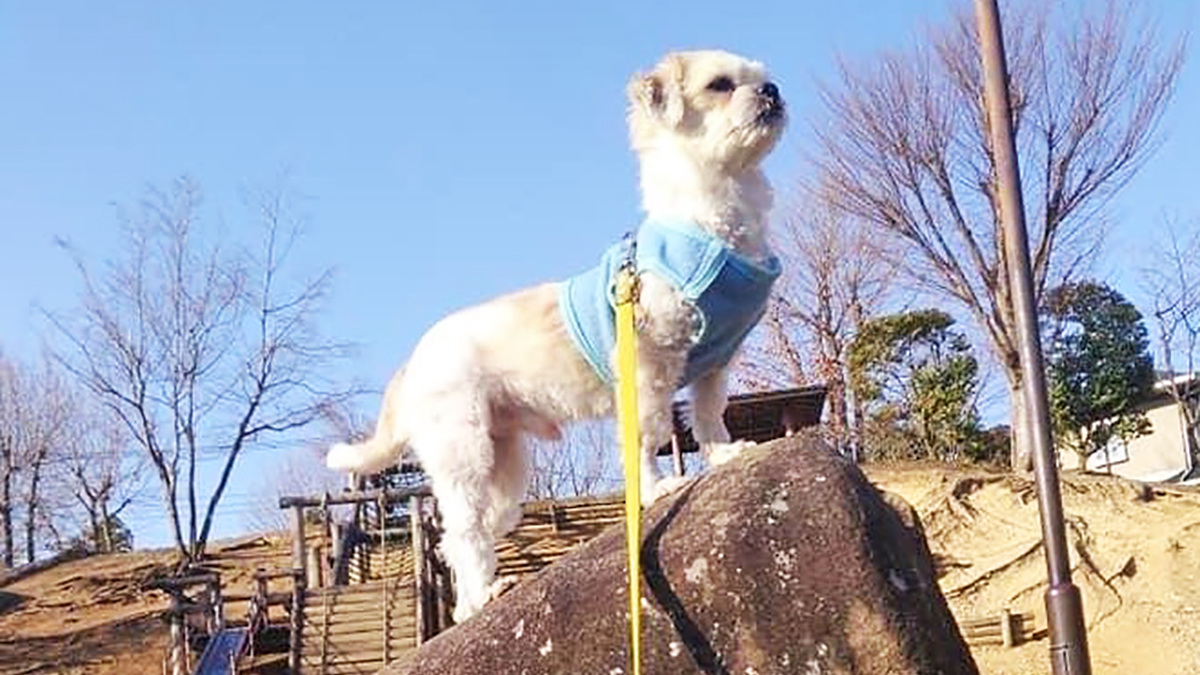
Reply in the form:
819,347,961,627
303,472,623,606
0,534,296,675
868,464,1200,675
2,465,1199,674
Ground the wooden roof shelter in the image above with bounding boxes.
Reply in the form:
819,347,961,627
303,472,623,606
663,384,828,456
660,385,828,475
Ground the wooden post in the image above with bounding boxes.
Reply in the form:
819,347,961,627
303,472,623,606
307,545,323,589
292,505,307,587
432,501,455,631
289,568,305,675
210,578,225,633
168,598,186,675
254,573,268,626
1000,608,1015,648
379,494,390,664
671,433,685,477
320,493,333,587
330,521,344,586
782,406,799,437
248,574,266,659
410,496,427,644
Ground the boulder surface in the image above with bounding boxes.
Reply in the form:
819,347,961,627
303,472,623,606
383,436,979,674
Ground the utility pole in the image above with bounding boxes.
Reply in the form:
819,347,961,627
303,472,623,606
972,1,1093,674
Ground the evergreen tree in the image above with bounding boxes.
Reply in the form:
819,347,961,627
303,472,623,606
849,310,983,461
1043,281,1155,469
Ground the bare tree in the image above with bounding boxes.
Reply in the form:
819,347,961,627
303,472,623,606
245,403,369,533
812,0,1183,468
0,354,76,564
740,192,897,452
1145,220,1200,471
19,360,70,563
61,402,145,554
245,444,348,533
527,423,621,500
51,177,357,562
0,356,18,567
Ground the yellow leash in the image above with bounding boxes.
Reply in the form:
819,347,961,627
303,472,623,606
614,260,643,675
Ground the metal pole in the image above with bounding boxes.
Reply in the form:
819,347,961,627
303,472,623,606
973,2,1092,674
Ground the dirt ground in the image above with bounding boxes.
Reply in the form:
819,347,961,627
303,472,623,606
866,463,1200,675
0,534,294,675
1,465,1198,674
0,548,177,674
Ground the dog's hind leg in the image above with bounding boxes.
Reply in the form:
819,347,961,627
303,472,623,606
485,432,528,538
413,413,502,624
478,432,528,603
430,470,498,623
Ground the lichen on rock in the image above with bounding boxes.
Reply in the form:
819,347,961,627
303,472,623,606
382,436,978,675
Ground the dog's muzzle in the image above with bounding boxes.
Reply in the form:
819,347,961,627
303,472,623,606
756,82,785,125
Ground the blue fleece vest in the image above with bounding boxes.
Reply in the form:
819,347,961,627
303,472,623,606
559,219,781,385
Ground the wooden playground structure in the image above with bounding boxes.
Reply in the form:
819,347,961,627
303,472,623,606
158,386,829,675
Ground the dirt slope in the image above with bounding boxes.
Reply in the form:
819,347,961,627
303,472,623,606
0,549,175,674
867,464,1200,675
0,534,295,675
2,466,1198,674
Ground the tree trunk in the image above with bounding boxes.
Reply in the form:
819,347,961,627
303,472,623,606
187,448,198,559
87,511,102,552
847,297,866,461
195,427,252,558
0,470,12,568
825,370,848,451
1008,377,1034,472
23,463,42,564
160,475,189,561
100,503,114,553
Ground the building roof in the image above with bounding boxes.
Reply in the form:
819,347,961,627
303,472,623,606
1154,372,1200,395
661,384,829,456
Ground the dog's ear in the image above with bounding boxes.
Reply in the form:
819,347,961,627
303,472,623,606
627,57,686,130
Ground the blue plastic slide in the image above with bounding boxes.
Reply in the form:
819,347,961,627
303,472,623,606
193,627,248,675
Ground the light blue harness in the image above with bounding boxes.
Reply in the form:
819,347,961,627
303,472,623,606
558,219,781,386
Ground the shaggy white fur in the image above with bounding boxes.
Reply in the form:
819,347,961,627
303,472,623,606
326,50,786,623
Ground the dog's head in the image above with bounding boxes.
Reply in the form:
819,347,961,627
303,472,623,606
627,50,786,172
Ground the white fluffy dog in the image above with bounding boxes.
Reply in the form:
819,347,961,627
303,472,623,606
327,50,786,622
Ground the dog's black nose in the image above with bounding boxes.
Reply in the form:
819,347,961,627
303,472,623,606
758,82,780,102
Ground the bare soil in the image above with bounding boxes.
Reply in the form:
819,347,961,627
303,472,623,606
0,534,294,675
2,466,1198,674
867,463,1200,675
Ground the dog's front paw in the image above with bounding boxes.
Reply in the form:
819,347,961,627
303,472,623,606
488,575,520,601
452,599,482,624
704,439,756,466
647,475,693,504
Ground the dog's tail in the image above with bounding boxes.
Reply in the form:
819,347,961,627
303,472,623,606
326,370,410,475
325,435,405,476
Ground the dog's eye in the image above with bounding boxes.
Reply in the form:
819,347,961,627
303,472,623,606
706,76,736,93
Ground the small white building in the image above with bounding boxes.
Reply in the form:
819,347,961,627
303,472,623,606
1059,374,1196,482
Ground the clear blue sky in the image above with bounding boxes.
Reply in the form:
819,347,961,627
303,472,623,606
2,1,1197,548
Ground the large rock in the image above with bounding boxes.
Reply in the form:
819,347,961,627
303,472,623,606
384,437,978,675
